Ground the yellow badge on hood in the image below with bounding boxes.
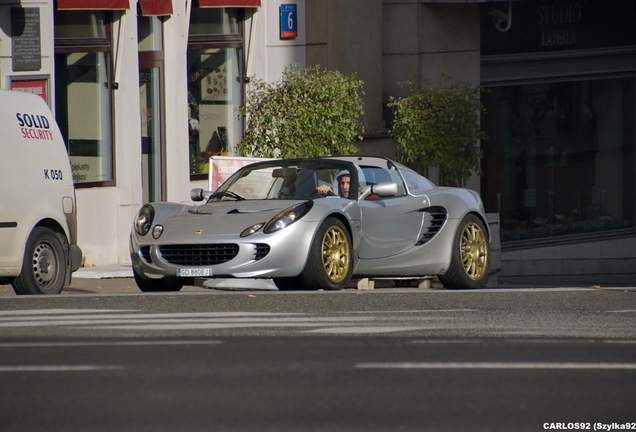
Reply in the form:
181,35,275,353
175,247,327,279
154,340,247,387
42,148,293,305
194,229,203,235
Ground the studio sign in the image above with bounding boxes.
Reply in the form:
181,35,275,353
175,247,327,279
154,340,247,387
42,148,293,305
537,3,582,47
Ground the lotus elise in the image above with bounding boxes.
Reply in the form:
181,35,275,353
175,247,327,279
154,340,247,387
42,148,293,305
130,156,490,291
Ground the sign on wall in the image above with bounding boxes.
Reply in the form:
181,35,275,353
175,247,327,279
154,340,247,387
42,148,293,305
11,79,48,103
481,0,635,55
279,4,298,40
11,8,41,72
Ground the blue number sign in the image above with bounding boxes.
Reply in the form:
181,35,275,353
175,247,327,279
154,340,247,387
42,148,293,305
280,4,298,39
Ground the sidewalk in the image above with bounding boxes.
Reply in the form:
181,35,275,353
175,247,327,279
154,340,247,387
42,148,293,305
74,265,636,288
74,265,133,279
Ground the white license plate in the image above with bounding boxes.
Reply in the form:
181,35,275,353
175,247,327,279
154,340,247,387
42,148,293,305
177,268,211,277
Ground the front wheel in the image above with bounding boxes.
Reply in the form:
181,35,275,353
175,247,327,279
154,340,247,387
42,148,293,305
295,217,352,290
12,227,68,295
439,214,489,289
133,269,186,292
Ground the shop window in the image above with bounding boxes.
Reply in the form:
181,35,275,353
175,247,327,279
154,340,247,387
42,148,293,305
481,78,634,243
188,8,243,179
54,11,114,186
189,8,239,35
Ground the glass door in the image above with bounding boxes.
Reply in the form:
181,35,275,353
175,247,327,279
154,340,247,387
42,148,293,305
139,55,164,203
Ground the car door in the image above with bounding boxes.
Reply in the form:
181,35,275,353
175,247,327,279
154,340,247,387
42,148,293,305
357,167,426,259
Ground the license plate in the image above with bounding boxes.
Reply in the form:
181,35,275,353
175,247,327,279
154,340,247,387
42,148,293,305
177,268,211,277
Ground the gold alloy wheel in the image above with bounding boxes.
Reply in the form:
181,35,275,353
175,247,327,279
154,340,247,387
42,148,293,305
460,221,488,280
321,225,350,283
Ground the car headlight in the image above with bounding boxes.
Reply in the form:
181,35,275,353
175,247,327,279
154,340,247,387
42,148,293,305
135,204,155,236
152,224,164,239
241,223,265,238
263,201,313,234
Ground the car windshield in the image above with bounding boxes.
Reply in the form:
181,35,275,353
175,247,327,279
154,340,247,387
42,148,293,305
211,160,354,201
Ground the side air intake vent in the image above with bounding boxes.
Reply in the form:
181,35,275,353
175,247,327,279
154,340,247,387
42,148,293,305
417,207,447,245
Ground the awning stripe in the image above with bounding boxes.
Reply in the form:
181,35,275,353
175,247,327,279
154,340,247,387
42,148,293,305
197,0,261,7
139,0,173,16
57,0,130,9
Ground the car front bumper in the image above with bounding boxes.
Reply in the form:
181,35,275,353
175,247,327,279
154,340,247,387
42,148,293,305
130,220,316,280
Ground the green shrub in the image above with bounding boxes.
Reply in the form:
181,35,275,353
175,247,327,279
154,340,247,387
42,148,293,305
237,64,364,159
389,78,486,186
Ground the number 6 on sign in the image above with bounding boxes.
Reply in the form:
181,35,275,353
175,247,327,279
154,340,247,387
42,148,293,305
280,4,298,39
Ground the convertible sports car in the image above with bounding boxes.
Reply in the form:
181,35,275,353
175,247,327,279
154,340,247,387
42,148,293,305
130,156,490,292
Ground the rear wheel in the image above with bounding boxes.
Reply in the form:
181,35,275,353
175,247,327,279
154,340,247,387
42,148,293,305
12,227,68,295
133,269,186,292
298,217,352,290
439,214,489,289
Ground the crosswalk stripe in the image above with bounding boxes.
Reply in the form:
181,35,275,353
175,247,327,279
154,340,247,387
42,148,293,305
0,365,123,372
356,362,636,370
0,309,457,333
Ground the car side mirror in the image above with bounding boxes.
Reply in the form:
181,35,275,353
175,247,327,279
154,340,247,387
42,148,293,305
191,188,212,202
358,182,398,200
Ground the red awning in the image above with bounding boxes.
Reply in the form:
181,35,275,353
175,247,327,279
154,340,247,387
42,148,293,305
139,0,173,15
197,0,261,7
57,0,130,9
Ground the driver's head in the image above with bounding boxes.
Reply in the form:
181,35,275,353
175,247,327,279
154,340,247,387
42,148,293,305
338,174,351,198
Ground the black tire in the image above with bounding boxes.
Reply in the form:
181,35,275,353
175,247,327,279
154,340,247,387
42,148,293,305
439,214,489,289
133,269,185,292
296,217,353,290
12,227,68,295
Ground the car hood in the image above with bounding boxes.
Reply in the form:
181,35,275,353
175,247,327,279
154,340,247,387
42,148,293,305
153,200,299,240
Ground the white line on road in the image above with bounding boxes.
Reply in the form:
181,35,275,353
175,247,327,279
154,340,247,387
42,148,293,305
0,309,133,316
0,365,123,372
305,326,437,334
0,340,223,348
356,362,636,370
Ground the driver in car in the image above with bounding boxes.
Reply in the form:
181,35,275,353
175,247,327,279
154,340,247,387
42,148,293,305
317,172,350,198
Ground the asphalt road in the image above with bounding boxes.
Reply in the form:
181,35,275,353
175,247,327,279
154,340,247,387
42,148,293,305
0,278,635,431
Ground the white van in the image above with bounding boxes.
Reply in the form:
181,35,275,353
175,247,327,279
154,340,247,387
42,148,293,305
0,90,82,295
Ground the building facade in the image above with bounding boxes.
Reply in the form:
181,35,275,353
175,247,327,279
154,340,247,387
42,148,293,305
1,0,634,281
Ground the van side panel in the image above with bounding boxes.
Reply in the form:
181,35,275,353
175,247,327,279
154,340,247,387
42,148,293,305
0,91,79,278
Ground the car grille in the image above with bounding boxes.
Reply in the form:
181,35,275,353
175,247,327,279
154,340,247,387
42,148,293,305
254,244,270,261
417,207,447,245
140,246,152,263
158,244,239,266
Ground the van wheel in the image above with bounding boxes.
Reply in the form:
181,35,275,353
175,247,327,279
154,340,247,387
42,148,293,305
12,227,68,295
133,269,185,292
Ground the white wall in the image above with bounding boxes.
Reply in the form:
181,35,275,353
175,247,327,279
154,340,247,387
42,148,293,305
248,0,306,83
0,0,54,94
76,9,142,266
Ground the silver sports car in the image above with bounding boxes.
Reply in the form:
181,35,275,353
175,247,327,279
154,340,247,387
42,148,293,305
130,156,490,291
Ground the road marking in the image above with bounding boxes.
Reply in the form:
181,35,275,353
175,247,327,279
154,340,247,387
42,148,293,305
0,340,222,348
0,309,462,333
0,309,131,316
411,338,636,345
0,365,123,372
305,326,438,334
356,362,636,370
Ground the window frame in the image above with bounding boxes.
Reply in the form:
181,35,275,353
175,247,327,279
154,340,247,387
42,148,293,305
54,10,116,188
187,7,246,182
